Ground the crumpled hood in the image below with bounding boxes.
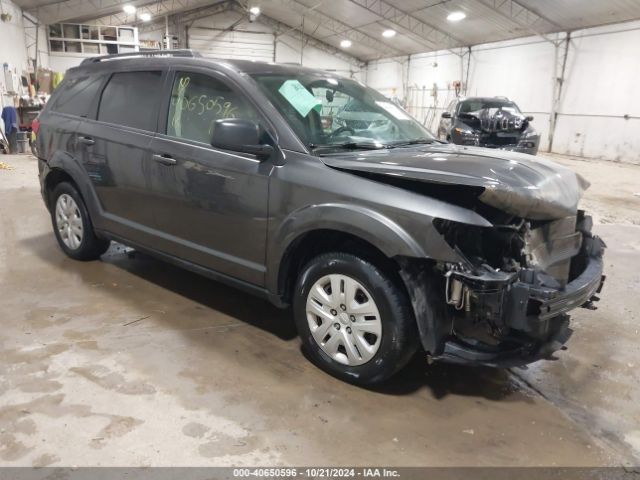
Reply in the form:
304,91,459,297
320,144,590,221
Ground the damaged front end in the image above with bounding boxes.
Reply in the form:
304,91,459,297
401,211,605,367
320,143,605,366
455,108,539,155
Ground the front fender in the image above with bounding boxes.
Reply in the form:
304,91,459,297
266,203,433,294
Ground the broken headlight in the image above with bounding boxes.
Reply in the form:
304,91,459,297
454,127,479,146
517,128,538,148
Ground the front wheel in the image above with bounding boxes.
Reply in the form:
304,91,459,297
293,252,418,385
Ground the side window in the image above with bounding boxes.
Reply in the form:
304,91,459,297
98,71,163,131
51,75,104,117
167,72,257,144
447,100,456,115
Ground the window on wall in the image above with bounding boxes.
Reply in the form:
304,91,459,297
167,72,257,144
51,75,104,117
98,71,163,131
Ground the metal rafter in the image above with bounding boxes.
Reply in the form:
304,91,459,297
548,32,570,151
136,1,231,32
24,0,133,24
273,0,403,58
84,0,387,61
346,0,465,53
473,0,564,44
88,0,221,26
134,1,364,67
22,12,41,72
228,3,365,67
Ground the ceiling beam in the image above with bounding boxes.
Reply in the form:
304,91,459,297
24,0,135,24
135,0,232,32
86,0,221,26
134,0,365,67
228,3,366,67
272,0,404,59
22,0,71,9
346,0,465,53
473,0,564,44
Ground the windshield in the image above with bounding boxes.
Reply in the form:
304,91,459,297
458,99,521,114
250,73,434,152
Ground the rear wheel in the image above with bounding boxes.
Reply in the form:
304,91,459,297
50,182,110,260
294,252,418,385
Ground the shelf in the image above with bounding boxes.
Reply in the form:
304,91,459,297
48,23,139,56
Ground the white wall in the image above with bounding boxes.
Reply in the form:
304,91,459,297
553,22,640,163
365,57,405,98
466,36,556,151
188,10,275,62
366,50,464,132
275,34,362,78
139,10,364,79
365,21,640,164
1,0,29,103
0,1,50,99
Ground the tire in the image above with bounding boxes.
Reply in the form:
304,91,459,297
293,252,419,385
50,182,110,261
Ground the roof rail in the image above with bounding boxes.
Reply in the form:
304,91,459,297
80,49,201,65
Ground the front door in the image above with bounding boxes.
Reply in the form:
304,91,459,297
147,69,271,286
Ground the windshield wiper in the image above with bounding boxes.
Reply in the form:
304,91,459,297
310,141,386,152
386,139,435,148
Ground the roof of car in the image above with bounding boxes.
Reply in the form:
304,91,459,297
73,50,343,78
459,96,512,102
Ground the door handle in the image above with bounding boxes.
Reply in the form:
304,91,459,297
152,154,177,166
78,136,95,146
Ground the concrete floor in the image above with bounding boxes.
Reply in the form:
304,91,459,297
0,153,638,467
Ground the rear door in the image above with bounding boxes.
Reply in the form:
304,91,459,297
146,68,272,286
75,69,166,245
37,73,105,178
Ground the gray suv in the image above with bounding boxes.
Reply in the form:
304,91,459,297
36,51,605,385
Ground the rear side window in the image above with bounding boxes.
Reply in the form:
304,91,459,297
167,72,257,144
98,71,163,131
51,75,104,117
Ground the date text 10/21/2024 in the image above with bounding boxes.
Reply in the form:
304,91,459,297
232,468,401,478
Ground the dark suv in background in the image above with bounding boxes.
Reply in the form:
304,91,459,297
438,96,540,155
36,51,604,385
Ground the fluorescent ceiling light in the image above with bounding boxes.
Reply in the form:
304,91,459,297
249,6,260,15
340,39,352,48
139,12,151,21
447,11,466,22
123,4,136,14
382,29,396,38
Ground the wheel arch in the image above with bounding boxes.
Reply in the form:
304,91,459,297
267,203,426,303
43,167,76,208
43,152,102,222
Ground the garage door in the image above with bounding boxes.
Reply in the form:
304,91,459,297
188,28,275,62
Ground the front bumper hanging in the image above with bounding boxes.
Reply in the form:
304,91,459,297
439,233,606,366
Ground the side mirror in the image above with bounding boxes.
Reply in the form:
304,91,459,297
211,118,274,159
526,115,534,122
441,112,452,119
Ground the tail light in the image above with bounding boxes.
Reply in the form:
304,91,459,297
32,117,40,136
